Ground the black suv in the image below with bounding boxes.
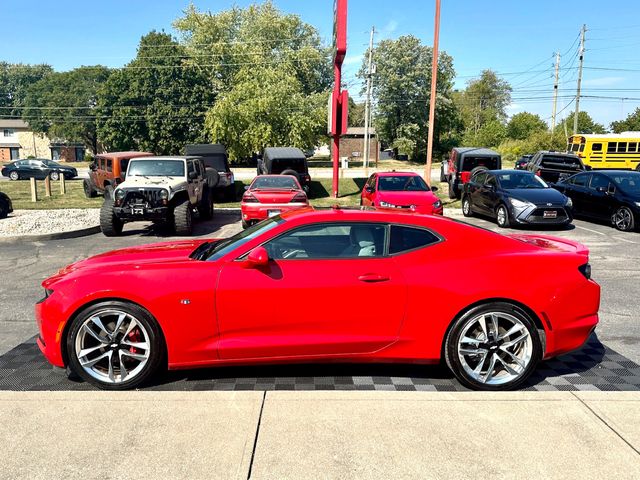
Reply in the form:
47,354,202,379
185,144,235,201
258,147,311,191
526,151,585,183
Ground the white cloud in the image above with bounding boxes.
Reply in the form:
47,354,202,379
343,54,364,66
582,76,625,87
380,20,399,38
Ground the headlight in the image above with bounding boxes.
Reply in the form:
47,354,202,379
160,189,169,200
635,202,640,208
565,197,573,208
115,189,126,200
379,201,397,208
433,200,442,209
509,198,534,210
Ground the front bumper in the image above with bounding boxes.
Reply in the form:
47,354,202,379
510,204,572,225
35,295,65,368
114,206,169,221
242,203,308,221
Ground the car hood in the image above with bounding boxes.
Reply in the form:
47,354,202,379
506,188,567,205
118,176,186,190
46,240,211,284
377,190,439,206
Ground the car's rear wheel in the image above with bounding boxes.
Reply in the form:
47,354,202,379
198,188,213,220
66,301,164,390
9,171,19,181
100,198,123,236
83,178,97,198
0,199,9,219
612,206,635,232
444,302,542,390
448,179,458,199
462,196,473,217
50,171,60,181
496,204,510,228
174,200,193,235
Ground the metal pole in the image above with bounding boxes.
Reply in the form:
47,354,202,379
573,24,586,135
425,0,441,186
332,63,341,198
363,27,375,172
551,52,560,131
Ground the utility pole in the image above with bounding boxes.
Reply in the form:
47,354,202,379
362,26,375,172
551,52,560,131
573,24,586,135
425,0,441,185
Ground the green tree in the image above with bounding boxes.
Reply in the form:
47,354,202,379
96,31,215,154
456,70,512,136
347,97,366,128
497,131,566,164
611,108,640,133
0,62,53,117
22,66,110,153
361,35,458,161
555,111,606,135
463,120,507,148
206,66,326,160
506,112,547,140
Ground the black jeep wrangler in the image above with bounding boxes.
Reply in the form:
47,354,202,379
258,147,311,191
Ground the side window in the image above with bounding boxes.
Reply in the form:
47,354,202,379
389,226,440,255
187,160,196,178
607,142,617,153
571,173,589,187
473,172,486,184
265,223,386,260
592,143,602,152
106,159,113,173
365,174,375,190
485,175,497,188
589,174,609,190
617,142,627,153
629,142,638,153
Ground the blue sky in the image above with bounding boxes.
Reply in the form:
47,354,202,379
4,0,640,127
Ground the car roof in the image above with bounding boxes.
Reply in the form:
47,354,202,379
486,169,534,175
376,171,421,177
452,147,500,156
594,169,640,177
184,144,227,155
263,147,306,159
128,156,199,161
537,151,578,157
96,152,154,159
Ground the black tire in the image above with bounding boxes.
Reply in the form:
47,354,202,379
8,171,19,181
462,196,474,217
49,171,60,181
440,164,446,182
103,184,114,200
444,302,542,391
469,166,488,178
242,219,249,229
448,179,459,199
66,301,165,390
83,178,97,198
281,169,301,183
496,204,511,228
100,198,124,236
174,200,193,236
0,199,8,219
198,188,213,220
611,206,636,232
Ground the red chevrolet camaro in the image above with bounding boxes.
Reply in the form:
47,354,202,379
241,174,309,228
361,171,443,215
35,208,600,390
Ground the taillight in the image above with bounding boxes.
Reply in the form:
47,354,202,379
242,192,259,203
291,193,307,203
578,263,591,279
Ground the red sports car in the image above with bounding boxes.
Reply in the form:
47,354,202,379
361,171,443,215
35,208,599,390
241,174,309,228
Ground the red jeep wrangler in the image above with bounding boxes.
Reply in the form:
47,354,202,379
84,151,153,198
440,147,501,199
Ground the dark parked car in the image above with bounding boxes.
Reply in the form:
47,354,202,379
0,191,13,219
553,170,640,232
515,154,533,170
462,169,573,228
526,151,585,183
441,147,501,199
185,144,235,201
258,147,311,191
1,159,77,181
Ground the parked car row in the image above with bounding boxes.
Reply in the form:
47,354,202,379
1,159,78,181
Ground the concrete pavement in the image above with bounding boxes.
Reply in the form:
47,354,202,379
0,391,638,479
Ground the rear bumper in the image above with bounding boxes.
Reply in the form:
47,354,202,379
241,203,308,221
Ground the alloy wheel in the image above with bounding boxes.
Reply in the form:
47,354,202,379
462,198,471,216
457,311,533,386
497,207,508,227
74,309,151,384
9,172,18,181
612,207,633,231
50,171,60,181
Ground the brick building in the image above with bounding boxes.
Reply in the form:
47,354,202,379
336,127,379,164
0,119,85,162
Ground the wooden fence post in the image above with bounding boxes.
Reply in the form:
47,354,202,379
30,177,38,202
44,175,52,197
60,174,66,194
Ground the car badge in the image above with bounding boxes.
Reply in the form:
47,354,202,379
546,203,552,206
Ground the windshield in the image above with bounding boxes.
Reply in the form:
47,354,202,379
610,172,640,195
378,175,429,192
128,160,185,177
204,217,284,261
251,176,299,190
497,172,548,189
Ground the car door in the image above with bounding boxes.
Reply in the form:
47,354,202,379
28,160,48,179
564,173,591,215
214,222,407,360
186,160,198,203
481,173,500,214
466,172,486,212
361,174,377,206
586,173,616,219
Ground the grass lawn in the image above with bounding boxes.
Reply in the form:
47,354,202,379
1,180,103,210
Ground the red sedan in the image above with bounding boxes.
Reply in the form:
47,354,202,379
241,175,309,228
35,208,599,390
361,171,443,215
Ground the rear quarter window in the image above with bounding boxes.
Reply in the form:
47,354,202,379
389,225,440,255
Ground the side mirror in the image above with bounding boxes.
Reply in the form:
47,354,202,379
430,186,439,192
596,186,607,193
244,185,250,191
365,186,375,194
188,171,198,180
245,246,269,268
607,185,616,195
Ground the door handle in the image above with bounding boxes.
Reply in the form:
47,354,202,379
358,274,390,283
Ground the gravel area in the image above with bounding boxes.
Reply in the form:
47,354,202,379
0,209,100,237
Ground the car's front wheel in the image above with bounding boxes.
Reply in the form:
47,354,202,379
174,200,193,235
66,301,164,390
100,198,123,236
444,302,542,390
462,196,473,217
612,206,635,232
8,171,19,181
496,204,510,228
50,171,60,181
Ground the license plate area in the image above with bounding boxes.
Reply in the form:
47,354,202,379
267,210,281,217
132,207,145,215
543,210,557,219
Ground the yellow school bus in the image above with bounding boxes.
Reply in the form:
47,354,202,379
568,133,640,171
